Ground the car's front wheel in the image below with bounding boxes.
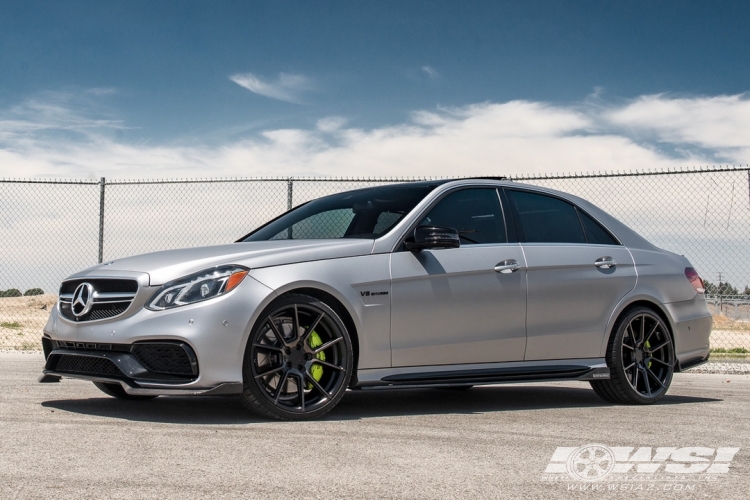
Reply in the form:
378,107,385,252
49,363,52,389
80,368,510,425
591,307,675,405
240,294,353,420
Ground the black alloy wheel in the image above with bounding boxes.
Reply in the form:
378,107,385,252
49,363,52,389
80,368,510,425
591,307,675,405
240,294,353,420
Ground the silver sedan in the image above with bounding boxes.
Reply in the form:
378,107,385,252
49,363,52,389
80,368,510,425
40,179,712,420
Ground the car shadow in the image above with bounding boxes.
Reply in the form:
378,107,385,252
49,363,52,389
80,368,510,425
40,383,721,425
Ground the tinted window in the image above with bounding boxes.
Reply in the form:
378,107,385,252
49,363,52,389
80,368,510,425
579,210,619,245
244,182,443,241
507,190,585,244
419,188,506,244
269,209,355,240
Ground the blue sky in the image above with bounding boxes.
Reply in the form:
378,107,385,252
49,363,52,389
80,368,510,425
1,0,749,178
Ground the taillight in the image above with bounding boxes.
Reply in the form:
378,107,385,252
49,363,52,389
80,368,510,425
685,267,705,294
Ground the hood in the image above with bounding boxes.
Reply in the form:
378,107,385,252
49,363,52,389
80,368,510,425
69,239,375,286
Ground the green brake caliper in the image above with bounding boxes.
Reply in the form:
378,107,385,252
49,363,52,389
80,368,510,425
307,331,325,389
645,340,652,369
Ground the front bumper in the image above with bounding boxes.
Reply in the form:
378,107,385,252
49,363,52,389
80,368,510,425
41,274,275,394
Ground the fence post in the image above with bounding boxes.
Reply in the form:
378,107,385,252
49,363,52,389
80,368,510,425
98,177,106,263
286,178,294,239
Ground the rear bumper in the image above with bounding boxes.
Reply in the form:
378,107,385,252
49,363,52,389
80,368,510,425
676,353,710,372
663,296,712,369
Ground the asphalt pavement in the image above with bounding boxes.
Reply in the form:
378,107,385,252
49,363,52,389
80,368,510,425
1,353,748,499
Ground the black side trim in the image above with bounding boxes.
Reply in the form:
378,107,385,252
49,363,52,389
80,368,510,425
381,365,592,385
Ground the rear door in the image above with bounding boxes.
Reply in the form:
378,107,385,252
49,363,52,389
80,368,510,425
504,188,637,361
390,188,527,367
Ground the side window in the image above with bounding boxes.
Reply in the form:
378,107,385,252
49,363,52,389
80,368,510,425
579,210,619,245
507,190,586,244
419,188,507,244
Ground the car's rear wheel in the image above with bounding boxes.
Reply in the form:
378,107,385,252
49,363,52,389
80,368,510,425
591,307,674,404
92,382,157,401
240,294,353,420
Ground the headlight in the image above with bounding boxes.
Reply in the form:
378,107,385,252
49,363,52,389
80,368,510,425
146,266,249,311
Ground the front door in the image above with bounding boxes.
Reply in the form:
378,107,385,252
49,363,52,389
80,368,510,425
390,188,527,367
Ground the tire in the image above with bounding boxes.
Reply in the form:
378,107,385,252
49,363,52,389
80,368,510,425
93,382,157,401
590,307,675,405
240,294,353,420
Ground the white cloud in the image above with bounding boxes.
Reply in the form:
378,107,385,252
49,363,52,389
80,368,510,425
421,66,439,80
229,72,312,104
1,92,749,180
606,93,750,162
316,116,347,133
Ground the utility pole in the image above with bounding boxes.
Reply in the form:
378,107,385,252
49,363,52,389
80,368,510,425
717,272,724,313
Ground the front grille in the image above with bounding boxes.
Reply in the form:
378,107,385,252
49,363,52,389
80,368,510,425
54,355,123,378
59,278,138,322
131,343,196,376
60,279,138,295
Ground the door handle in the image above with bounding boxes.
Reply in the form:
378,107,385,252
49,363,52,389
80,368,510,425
595,256,616,269
494,259,520,274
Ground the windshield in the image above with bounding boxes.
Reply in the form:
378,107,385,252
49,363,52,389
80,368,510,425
241,182,444,241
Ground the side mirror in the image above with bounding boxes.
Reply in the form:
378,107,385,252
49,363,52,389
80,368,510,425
405,226,461,251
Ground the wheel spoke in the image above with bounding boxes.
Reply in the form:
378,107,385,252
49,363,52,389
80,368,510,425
297,373,305,411
625,324,637,347
646,366,666,389
314,337,343,354
255,365,285,379
641,366,652,396
292,305,301,342
648,340,670,353
300,312,324,346
632,364,639,388
253,343,283,352
274,371,290,402
639,314,646,345
624,362,636,371
306,372,332,398
267,319,289,347
643,321,660,344
650,357,671,368
312,359,345,371
622,343,635,351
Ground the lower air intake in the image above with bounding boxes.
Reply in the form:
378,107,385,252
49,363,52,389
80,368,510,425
54,355,123,378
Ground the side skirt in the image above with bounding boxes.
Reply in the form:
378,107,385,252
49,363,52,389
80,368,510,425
355,358,609,389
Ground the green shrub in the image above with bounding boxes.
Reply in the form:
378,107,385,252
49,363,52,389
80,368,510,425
1,321,22,329
711,347,749,354
0,289,22,298
23,288,44,296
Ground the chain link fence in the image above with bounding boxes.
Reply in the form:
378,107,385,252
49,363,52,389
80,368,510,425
2,167,749,358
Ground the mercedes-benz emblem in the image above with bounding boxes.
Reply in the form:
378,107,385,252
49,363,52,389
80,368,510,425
71,282,95,318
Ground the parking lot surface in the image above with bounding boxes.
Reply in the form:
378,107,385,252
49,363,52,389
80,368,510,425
1,353,748,499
